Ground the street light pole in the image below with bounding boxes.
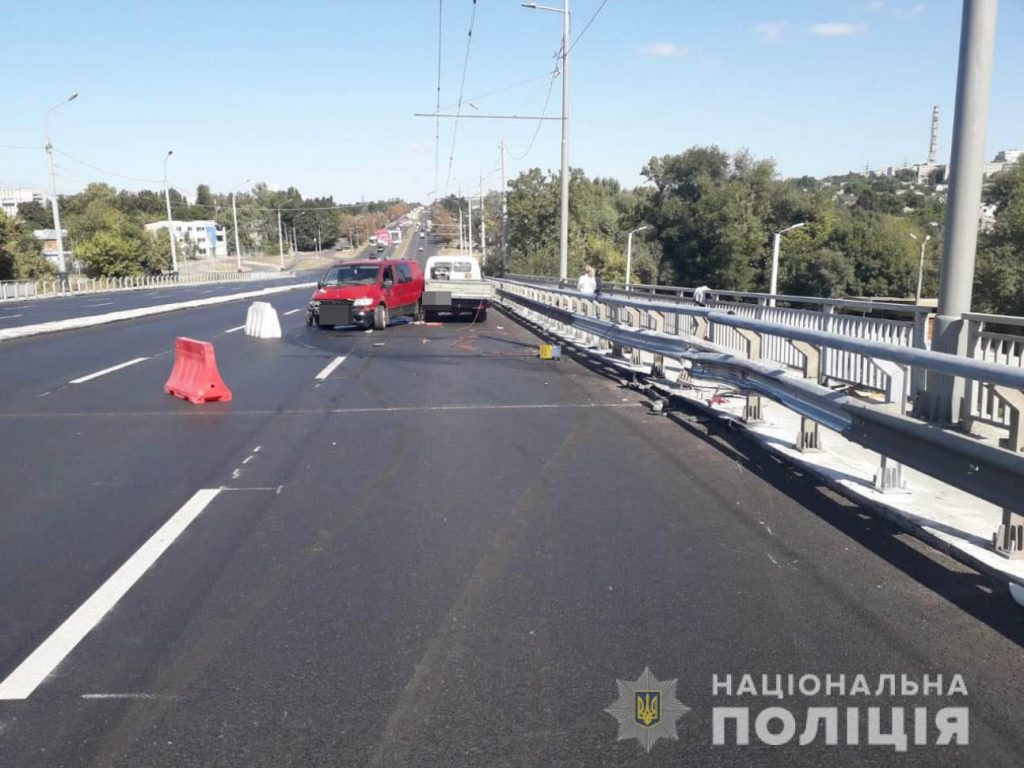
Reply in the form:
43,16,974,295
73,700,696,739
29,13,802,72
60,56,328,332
277,207,284,268
625,225,650,288
44,92,78,275
163,150,179,272
909,232,932,304
523,1,570,282
768,222,806,307
231,178,251,271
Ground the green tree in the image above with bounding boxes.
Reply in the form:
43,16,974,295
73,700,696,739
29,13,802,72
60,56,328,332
0,216,54,279
16,200,53,229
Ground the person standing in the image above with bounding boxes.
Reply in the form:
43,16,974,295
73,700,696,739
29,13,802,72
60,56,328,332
576,265,596,294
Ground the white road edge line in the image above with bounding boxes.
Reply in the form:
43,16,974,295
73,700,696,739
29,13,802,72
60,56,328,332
0,488,221,701
81,693,174,700
69,357,149,384
224,325,246,333
314,355,347,381
283,309,301,315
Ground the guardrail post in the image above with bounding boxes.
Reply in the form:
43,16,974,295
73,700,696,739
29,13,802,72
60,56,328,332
734,328,764,423
958,316,983,433
991,386,1024,453
993,510,1024,559
868,358,910,492
789,340,823,451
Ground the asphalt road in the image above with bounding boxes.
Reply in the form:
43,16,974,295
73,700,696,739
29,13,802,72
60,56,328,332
0,231,1021,766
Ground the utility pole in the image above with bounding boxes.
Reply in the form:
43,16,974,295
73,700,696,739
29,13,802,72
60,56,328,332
277,207,284,268
467,197,474,257
559,0,570,283
458,207,464,256
480,190,486,265
162,150,179,272
44,92,77,277
231,191,242,271
924,0,998,422
500,137,509,275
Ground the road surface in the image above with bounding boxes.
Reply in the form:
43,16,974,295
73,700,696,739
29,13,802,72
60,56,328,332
0,232,1020,767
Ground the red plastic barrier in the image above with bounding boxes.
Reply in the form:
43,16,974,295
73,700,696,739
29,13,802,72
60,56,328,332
164,337,233,404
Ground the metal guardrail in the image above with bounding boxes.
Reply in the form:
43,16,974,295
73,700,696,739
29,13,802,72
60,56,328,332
0,270,293,302
494,277,1024,559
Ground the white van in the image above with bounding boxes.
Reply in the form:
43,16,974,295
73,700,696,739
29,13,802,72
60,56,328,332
422,255,494,321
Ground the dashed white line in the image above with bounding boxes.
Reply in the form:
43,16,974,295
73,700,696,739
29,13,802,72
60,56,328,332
283,309,301,316
85,302,114,307
69,357,149,384
314,355,347,381
0,314,23,320
0,488,222,700
225,325,246,333
81,693,174,700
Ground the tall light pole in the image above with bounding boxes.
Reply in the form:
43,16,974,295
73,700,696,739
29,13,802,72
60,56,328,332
162,150,179,272
768,222,806,306
625,225,650,288
231,177,251,271
925,0,998,422
909,232,932,304
44,92,78,275
523,1,569,282
277,206,284,268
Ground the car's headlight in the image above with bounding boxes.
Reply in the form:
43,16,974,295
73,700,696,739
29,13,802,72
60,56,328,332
352,297,374,307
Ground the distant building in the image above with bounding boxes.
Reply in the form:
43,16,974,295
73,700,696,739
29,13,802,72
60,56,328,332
983,149,1023,178
1,187,46,218
145,220,227,258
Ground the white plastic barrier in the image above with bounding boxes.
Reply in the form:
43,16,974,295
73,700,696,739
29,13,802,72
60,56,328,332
244,301,282,339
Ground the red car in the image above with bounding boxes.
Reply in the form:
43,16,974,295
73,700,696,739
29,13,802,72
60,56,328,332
306,259,425,330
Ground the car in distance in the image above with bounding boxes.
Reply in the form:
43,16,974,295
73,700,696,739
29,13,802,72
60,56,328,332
307,259,425,330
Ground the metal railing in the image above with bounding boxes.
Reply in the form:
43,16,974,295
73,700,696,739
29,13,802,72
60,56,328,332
0,270,294,302
494,277,1024,558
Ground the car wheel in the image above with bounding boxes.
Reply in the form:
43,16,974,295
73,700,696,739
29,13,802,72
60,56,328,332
414,301,425,322
373,303,388,330
306,310,314,327
474,309,487,323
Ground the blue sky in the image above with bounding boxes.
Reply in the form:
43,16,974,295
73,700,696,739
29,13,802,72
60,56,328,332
2,1,1022,204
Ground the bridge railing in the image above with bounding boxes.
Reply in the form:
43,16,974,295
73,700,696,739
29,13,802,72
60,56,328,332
494,277,1024,558
0,270,293,302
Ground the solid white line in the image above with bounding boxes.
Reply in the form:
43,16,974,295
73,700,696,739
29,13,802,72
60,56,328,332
0,314,23,320
81,693,173,700
85,302,114,307
314,355,347,381
69,357,149,384
283,308,301,316
0,488,221,700
224,325,246,333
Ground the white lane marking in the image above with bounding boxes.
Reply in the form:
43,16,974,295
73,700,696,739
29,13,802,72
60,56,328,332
37,391,51,398
224,325,246,333
85,302,114,307
231,468,241,480
199,289,214,295
0,314,23,320
81,693,174,700
0,488,221,700
314,355,347,381
241,455,255,465
69,357,149,384
283,308,301,316
253,446,262,453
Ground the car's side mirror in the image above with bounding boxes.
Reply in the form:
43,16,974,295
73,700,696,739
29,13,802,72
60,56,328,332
384,278,394,289
316,281,323,289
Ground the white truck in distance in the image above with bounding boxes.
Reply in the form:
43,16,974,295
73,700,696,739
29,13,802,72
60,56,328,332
422,255,495,322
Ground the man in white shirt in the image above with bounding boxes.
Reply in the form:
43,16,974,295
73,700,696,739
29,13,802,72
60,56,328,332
576,265,596,294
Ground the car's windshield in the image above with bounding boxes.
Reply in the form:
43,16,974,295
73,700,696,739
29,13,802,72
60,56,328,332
322,265,379,286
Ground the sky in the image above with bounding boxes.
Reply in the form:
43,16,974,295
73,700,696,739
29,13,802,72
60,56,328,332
2,1,1022,205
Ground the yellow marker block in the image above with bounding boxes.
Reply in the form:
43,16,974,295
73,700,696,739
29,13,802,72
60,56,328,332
538,344,561,360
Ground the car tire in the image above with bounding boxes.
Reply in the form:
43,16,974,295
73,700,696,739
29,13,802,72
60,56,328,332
373,303,388,330
414,301,425,322
474,309,487,323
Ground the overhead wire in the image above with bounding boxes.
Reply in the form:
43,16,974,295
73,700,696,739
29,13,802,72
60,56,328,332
434,0,444,200
443,0,479,194
53,148,162,184
568,0,610,52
